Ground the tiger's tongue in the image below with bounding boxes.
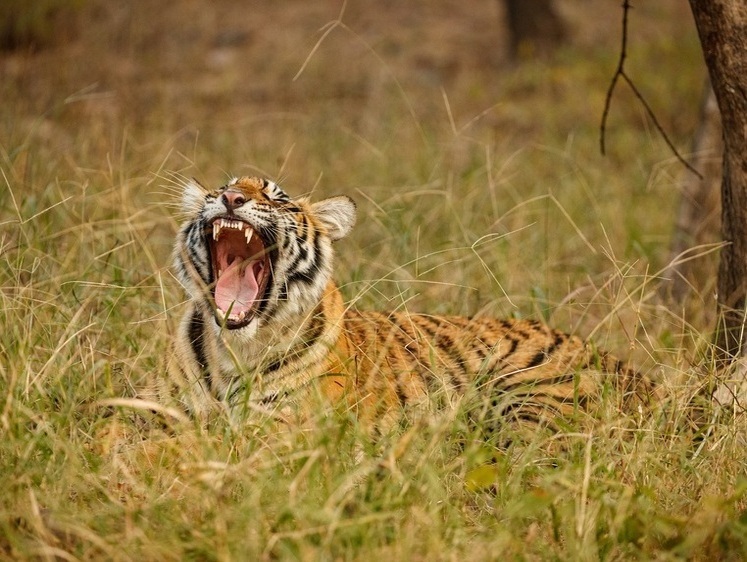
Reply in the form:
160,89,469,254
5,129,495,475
215,260,259,316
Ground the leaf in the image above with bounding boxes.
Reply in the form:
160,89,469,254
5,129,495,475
465,465,498,492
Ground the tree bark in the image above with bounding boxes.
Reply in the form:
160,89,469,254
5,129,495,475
667,81,721,307
689,1,747,365
503,0,566,60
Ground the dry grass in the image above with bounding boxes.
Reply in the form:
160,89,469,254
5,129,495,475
2,0,746,560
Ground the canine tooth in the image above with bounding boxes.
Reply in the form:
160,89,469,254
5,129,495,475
216,308,226,320
213,222,219,241
245,229,253,243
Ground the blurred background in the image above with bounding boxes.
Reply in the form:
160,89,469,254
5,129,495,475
0,0,707,364
0,1,701,164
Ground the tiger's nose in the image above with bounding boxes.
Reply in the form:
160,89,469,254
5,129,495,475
222,189,246,211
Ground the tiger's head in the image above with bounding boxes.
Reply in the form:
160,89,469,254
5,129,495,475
174,176,356,337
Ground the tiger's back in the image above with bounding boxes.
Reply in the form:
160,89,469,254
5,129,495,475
337,310,654,431
159,175,658,435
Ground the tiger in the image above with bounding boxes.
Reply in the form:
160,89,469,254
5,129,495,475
160,175,658,437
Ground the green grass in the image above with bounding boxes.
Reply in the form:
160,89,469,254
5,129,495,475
2,1,747,559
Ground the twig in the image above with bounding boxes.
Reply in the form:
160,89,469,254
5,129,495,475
599,0,630,156
620,73,702,179
599,1,703,179
293,0,348,82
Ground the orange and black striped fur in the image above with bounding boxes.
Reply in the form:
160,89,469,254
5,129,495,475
161,176,656,432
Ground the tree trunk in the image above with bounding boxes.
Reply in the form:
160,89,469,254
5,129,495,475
667,81,721,310
689,1,747,366
503,0,566,60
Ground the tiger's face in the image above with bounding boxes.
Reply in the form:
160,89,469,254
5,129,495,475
175,176,356,336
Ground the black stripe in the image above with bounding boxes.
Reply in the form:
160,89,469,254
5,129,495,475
188,310,211,390
500,372,577,395
296,240,309,263
393,326,419,358
388,315,438,388
497,402,543,422
504,336,520,357
277,282,288,302
458,317,504,360
288,261,320,286
184,221,212,284
500,319,535,340
226,383,245,404
297,214,308,239
260,391,286,405
442,316,489,360
258,225,277,248
550,331,567,348
286,234,316,284
287,228,322,286
394,376,409,407
435,331,469,374
580,351,619,374
525,350,548,369
265,359,282,374
311,228,321,263
261,280,286,319
524,332,566,369
255,249,279,317
489,335,520,372
174,254,187,279
412,316,468,390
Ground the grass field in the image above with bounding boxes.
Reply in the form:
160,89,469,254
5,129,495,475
2,0,747,559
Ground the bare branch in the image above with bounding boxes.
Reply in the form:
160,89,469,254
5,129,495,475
600,1,703,179
600,0,630,156
620,73,703,178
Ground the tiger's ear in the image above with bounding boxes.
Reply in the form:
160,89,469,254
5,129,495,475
311,196,357,241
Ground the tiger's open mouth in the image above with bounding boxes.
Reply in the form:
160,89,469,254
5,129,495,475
207,217,271,329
